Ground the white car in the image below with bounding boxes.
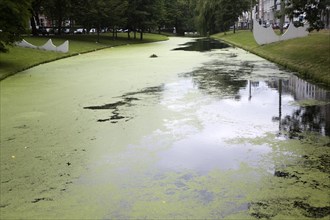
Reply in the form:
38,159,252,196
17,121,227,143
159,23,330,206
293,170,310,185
283,23,290,29
74,28,87,34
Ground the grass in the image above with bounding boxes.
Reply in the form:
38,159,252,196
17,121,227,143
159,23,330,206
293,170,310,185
0,33,168,80
212,30,330,87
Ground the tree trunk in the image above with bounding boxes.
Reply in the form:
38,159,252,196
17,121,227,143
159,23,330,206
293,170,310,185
30,16,38,36
57,17,63,35
140,29,143,40
280,0,285,34
97,26,100,43
250,0,253,31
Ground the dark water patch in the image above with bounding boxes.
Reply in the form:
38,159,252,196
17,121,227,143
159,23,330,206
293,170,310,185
183,66,248,99
0,204,10,208
6,137,15,142
1,179,12,184
196,190,214,205
174,180,187,189
274,170,299,179
173,38,230,52
84,85,164,123
294,201,330,218
318,154,330,173
280,104,330,138
299,154,330,174
249,201,277,219
84,101,127,110
97,111,129,123
31,197,54,203
14,124,29,129
248,199,326,219
123,85,164,97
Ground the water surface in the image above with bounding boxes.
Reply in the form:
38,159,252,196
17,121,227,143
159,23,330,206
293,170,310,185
1,38,329,219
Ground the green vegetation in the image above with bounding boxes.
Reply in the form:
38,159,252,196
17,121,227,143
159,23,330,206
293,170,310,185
213,30,330,87
195,0,254,35
0,0,32,52
0,33,168,80
286,0,330,32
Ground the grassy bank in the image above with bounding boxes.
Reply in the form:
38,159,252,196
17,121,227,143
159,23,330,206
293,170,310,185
0,33,168,80
212,30,330,87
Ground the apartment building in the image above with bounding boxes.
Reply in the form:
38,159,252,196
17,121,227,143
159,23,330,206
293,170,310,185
257,0,289,26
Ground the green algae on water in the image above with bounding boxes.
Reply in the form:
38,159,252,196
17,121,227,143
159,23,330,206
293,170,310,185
226,132,330,219
290,99,330,107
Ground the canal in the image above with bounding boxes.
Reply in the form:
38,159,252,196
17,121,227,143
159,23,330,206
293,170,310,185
0,37,329,219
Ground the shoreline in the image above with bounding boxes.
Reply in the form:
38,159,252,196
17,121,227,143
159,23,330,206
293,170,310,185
212,30,330,88
0,33,168,81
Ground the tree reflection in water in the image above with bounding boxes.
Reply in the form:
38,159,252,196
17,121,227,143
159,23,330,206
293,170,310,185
186,61,330,138
272,77,330,138
281,104,330,138
182,63,249,100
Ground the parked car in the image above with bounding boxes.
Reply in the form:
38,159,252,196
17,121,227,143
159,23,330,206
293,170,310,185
37,27,49,36
117,28,129,33
283,22,290,29
89,28,97,33
62,28,71,34
74,28,86,34
272,23,279,29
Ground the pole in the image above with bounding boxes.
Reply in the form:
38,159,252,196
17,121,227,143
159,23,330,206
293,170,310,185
280,0,285,34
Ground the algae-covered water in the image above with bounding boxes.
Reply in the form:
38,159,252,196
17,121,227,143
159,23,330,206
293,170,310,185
1,38,329,219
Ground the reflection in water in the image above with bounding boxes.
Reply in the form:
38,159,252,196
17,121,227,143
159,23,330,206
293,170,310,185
173,38,230,52
181,53,330,138
182,65,247,99
156,43,330,174
269,76,330,137
160,43,330,218
281,105,330,138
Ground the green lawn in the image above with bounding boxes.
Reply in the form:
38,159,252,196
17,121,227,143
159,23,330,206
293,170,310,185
0,33,168,80
212,30,330,87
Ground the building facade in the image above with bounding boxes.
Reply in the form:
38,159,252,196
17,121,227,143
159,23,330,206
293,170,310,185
257,0,289,26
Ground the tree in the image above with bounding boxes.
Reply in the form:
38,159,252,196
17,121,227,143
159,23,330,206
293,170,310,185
43,0,71,35
161,0,196,35
216,0,250,34
286,0,330,31
126,0,163,40
196,0,251,35
30,0,44,36
177,0,197,34
70,0,127,40
0,0,32,52
196,0,218,35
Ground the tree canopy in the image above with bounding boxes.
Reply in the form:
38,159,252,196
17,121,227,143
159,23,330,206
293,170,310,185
196,0,251,35
0,0,32,52
0,0,329,52
286,0,330,31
